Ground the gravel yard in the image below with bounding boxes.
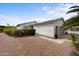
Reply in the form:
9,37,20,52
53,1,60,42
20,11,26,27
0,33,74,56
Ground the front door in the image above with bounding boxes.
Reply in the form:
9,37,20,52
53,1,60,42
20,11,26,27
54,26,58,39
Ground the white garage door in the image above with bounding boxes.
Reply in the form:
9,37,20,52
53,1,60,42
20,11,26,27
34,24,55,37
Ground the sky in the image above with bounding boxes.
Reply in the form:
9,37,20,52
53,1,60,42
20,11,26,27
0,3,79,26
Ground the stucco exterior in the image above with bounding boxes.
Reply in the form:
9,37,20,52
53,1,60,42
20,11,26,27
34,18,64,38
67,26,79,34
16,21,37,29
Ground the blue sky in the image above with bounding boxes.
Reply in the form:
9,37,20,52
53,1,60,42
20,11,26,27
0,3,79,26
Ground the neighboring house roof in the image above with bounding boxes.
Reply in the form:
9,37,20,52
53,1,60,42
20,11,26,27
17,21,37,27
33,17,64,26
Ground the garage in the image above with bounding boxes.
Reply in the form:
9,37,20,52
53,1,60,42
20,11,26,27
34,18,64,39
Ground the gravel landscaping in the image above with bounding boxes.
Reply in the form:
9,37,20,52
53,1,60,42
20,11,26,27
0,33,74,56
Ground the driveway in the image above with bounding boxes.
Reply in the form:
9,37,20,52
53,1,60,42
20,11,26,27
0,33,74,56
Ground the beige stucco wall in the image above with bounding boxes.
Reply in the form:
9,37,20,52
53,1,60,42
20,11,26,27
17,25,24,29
34,20,64,38
16,24,29,29
16,22,37,29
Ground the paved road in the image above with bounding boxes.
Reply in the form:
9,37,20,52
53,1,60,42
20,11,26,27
0,33,74,56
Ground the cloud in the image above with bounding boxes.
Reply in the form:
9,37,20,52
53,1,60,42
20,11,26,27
0,15,10,20
42,3,79,20
46,4,79,15
42,5,52,11
1,4,79,26
33,17,48,23
0,14,33,26
33,4,77,23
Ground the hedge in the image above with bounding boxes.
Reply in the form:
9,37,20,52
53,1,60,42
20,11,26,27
15,29,35,37
4,28,36,37
4,27,16,36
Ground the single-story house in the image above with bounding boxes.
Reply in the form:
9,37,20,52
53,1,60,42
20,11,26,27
16,17,79,39
33,18,65,39
16,21,37,29
67,26,79,35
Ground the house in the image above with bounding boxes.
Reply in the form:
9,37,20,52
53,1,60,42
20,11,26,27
16,21,37,29
67,26,79,36
33,18,65,39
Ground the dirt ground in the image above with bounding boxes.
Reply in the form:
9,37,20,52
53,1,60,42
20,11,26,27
0,33,74,56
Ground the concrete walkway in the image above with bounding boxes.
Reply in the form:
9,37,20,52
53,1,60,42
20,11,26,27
39,36,69,44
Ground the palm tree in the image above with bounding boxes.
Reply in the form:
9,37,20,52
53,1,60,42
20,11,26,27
61,6,79,52
61,5,79,31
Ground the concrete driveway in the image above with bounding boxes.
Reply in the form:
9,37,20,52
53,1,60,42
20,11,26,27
0,33,74,56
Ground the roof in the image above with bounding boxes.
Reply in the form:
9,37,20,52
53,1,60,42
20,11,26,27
17,21,37,26
33,17,64,26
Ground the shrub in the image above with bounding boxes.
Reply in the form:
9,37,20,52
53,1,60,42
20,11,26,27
14,29,24,37
24,29,35,36
69,34,79,51
4,27,36,37
69,34,77,43
4,28,16,36
15,29,36,37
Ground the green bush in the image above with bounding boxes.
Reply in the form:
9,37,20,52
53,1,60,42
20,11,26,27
69,34,77,43
15,29,36,37
4,28,16,36
69,34,79,51
14,29,24,37
24,29,35,36
4,27,36,37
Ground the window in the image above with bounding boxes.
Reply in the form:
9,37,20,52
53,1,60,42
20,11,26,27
71,27,79,31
